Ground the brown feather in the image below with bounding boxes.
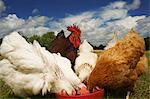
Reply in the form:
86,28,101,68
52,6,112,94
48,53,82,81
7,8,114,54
87,30,145,92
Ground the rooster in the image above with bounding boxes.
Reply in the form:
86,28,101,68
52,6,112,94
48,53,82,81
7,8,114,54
0,32,87,97
87,29,146,94
49,24,81,67
74,40,97,83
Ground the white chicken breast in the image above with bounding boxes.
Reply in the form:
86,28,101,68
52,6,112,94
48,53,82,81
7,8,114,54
0,32,83,97
74,40,97,82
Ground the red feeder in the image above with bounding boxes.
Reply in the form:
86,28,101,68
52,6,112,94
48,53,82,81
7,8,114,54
56,89,104,99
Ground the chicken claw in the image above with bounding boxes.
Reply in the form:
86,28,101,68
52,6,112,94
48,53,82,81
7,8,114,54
58,89,76,96
92,86,101,92
58,89,68,96
72,88,76,96
77,83,90,95
78,83,87,88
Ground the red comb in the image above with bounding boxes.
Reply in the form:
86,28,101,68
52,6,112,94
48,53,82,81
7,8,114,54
67,24,81,35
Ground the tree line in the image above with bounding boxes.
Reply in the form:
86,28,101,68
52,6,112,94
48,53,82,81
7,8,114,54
0,32,149,50
25,32,56,50
92,37,150,50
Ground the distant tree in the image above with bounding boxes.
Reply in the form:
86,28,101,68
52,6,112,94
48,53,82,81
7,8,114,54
92,46,100,50
27,35,40,43
90,43,106,50
98,44,106,50
39,32,56,49
0,38,2,45
27,32,56,49
88,42,99,50
144,37,150,50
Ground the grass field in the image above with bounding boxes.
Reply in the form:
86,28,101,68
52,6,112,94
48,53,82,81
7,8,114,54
0,50,149,99
129,51,150,99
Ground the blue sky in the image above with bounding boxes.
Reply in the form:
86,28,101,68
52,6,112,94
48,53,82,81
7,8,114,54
4,0,149,19
0,0,149,46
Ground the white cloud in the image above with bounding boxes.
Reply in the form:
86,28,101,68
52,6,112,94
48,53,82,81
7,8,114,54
25,16,50,27
0,14,51,38
136,16,150,37
32,8,39,15
125,0,141,10
46,0,146,46
107,0,141,10
0,0,6,14
0,14,25,29
58,12,96,29
0,14,25,37
101,9,127,21
48,11,98,36
18,27,50,36
17,16,51,36
111,16,145,29
0,0,149,46
100,0,141,21
108,1,126,9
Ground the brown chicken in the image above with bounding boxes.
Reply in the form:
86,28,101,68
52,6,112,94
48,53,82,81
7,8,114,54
87,29,146,92
49,25,81,67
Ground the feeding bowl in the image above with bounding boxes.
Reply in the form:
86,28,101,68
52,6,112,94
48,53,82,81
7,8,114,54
56,89,104,99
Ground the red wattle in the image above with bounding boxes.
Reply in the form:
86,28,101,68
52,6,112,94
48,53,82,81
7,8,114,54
69,35,81,48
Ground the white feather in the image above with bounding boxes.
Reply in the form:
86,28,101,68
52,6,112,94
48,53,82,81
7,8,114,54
104,32,118,50
0,59,45,97
74,40,97,82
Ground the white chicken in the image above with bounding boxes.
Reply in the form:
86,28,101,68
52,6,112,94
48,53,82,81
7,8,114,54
0,32,85,97
74,40,97,82
104,32,118,50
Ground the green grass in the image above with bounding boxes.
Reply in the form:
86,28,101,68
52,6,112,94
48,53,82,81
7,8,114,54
145,51,150,66
129,51,150,99
0,51,149,98
0,80,18,99
130,68,150,98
